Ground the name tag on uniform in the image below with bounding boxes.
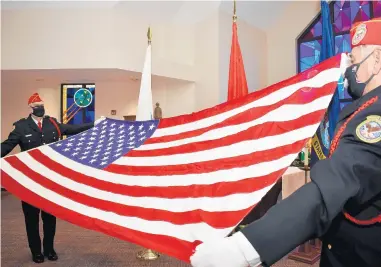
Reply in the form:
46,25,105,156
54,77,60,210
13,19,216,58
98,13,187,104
25,134,32,137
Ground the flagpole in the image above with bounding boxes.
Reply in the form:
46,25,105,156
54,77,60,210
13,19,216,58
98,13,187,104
233,0,237,22
136,26,160,262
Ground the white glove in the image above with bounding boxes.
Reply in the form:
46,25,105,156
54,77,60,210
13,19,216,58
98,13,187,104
94,116,106,126
340,53,351,75
190,233,260,267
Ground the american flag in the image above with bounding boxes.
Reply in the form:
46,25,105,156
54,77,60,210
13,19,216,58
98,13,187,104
1,54,346,263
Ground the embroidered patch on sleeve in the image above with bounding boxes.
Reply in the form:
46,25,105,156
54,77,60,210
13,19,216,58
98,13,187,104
356,115,381,143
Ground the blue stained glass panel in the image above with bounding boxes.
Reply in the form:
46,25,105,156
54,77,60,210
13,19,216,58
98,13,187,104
299,40,322,72
334,34,351,54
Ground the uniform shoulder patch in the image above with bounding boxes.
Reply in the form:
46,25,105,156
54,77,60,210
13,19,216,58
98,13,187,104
356,115,381,143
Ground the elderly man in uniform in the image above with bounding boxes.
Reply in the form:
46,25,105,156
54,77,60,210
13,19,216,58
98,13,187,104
191,18,381,267
1,93,104,263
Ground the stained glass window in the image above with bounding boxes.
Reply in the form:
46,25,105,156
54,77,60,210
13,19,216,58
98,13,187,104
297,0,380,110
61,84,95,126
374,0,381,17
299,40,321,72
333,1,371,33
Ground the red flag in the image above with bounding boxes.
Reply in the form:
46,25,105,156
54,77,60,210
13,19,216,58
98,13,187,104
228,21,249,101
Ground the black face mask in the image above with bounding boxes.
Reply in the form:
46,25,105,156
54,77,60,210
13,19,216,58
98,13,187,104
344,51,375,100
32,106,45,117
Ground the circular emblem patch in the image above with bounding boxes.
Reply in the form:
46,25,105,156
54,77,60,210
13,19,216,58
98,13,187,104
356,115,381,143
352,24,367,46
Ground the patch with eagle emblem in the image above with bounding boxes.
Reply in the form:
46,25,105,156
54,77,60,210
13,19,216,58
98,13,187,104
356,115,381,143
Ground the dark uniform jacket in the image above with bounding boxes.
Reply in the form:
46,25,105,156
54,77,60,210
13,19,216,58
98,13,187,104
1,115,94,157
241,85,381,267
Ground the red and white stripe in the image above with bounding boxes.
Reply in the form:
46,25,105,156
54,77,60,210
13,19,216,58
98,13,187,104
1,54,346,262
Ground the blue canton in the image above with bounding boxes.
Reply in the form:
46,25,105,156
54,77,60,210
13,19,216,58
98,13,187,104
50,118,159,169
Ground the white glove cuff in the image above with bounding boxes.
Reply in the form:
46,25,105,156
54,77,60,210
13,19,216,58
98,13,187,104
229,232,262,267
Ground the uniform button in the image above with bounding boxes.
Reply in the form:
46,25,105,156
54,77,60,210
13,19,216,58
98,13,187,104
328,244,332,250
42,135,44,137
43,143,46,145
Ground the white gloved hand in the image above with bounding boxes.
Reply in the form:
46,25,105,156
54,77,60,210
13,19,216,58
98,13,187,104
340,53,351,75
94,116,106,126
190,234,252,267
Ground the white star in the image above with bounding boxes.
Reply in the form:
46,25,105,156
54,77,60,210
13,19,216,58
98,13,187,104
77,142,84,146
89,159,97,164
149,124,155,130
128,141,135,145
139,131,146,136
128,131,135,136
91,154,99,158
101,156,109,160
85,147,92,150
118,135,125,139
119,130,125,134
116,148,123,152
139,136,146,141
80,156,88,160
74,147,81,151
63,148,71,152
114,153,122,157
117,139,124,143
79,137,86,141
129,125,134,130
100,161,107,166
55,143,62,147
111,123,116,127
118,125,124,129
139,124,144,130
129,136,135,141
72,152,79,156
110,128,116,132
104,151,111,155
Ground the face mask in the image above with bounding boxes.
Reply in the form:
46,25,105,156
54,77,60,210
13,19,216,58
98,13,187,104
32,106,45,117
344,51,375,100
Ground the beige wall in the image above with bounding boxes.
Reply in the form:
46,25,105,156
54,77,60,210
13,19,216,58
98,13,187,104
266,0,320,85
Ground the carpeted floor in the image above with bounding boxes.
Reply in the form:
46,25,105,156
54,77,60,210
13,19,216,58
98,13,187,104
1,192,319,267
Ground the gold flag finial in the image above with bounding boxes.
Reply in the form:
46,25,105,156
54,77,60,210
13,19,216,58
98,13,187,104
147,26,152,44
233,0,237,22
